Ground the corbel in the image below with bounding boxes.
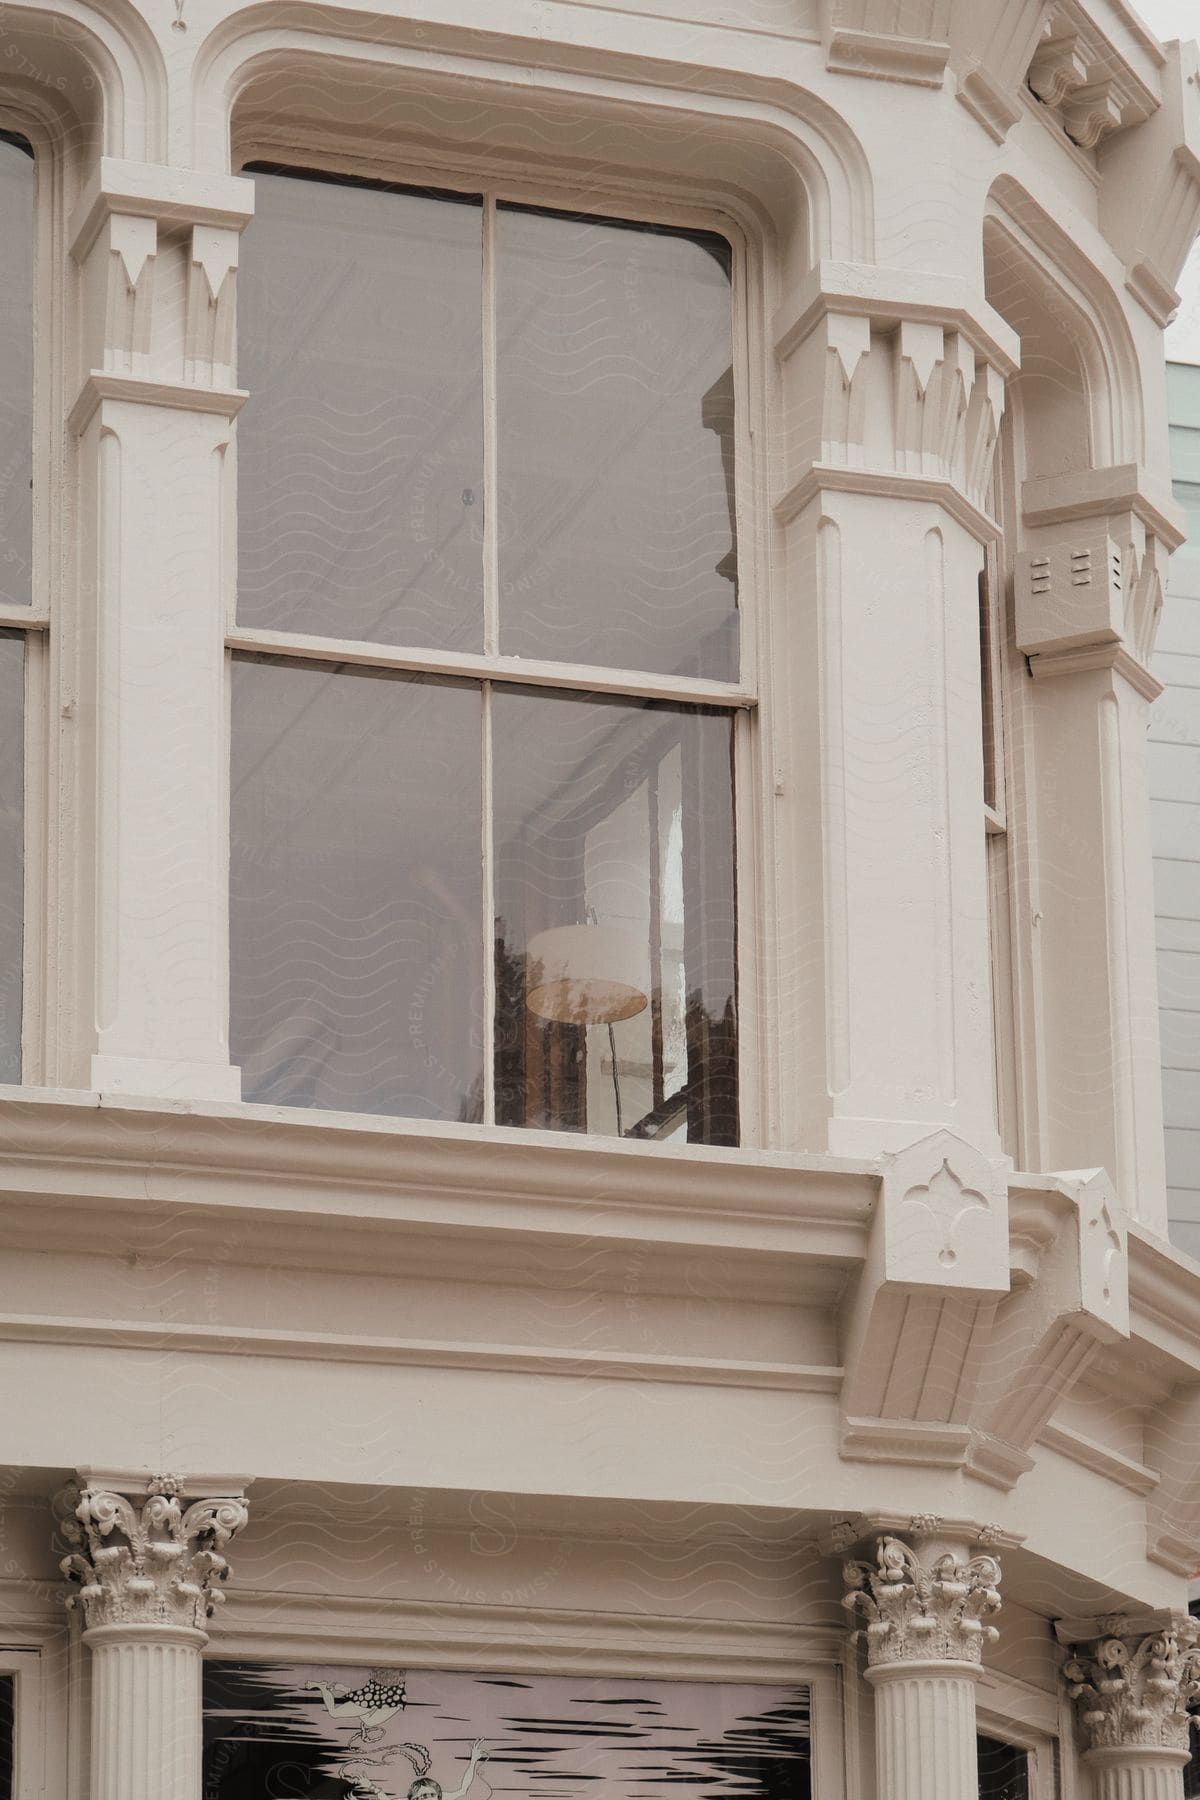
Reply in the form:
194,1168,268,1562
1024,3,1157,155
840,1131,1010,1468
185,224,242,387
966,1171,1129,1491
954,0,1054,144
1099,39,1200,327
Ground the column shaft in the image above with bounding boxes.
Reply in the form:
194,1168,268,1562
88,1626,204,1800
869,1662,980,1800
1087,1749,1190,1800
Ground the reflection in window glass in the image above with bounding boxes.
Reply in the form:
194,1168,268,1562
0,135,33,609
496,207,738,679
493,688,737,1143
0,634,22,1084
229,657,484,1119
977,1734,1030,1800
238,169,485,650
203,1661,810,1797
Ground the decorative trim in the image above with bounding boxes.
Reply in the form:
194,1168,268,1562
1035,1422,1159,1496
1026,641,1163,702
68,373,247,436
214,1587,845,1681
775,463,1001,546
839,1418,973,1467
69,159,255,263
826,28,950,87
1021,467,1186,552
773,261,1020,376
60,1476,248,1634
0,1310,844,1395
1126,259,1182,330
956,68,1024,143
843,1535,1002,1667
1063,1618,1200,1754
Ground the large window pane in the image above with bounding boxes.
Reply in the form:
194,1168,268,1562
496,206,739,679
493,687,737,1142
230,658,484,1119
204,1661,810,1796
0,136,33,608
0,634,22,1083
238,170,485,650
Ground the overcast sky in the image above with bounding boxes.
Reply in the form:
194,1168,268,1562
1131,0,1200,361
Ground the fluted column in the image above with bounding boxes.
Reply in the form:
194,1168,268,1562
843,1529,1003,1800
60,1473,249,1800
1062,1617,1200,1800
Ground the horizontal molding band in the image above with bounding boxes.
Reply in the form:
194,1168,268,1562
775,462,1000,545
1035,1421,1159,1496
68,372,248,435
0,1310,844,1393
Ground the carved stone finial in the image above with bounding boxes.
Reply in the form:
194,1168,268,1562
843,1535,1002,1667
60,1476,248,1633
1063,1618,1200,1755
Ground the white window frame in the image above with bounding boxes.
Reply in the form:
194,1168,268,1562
0,114,54,1097
225,145,767,1145
0,1641,67,1800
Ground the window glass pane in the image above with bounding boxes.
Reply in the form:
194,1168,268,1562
977,1734,1030,1800
0,633,22,1083
0,136,33,608
238,169,485,651
496,206,738,680
203,1660,810,1796
493,687,737,1143
230,657,484,1119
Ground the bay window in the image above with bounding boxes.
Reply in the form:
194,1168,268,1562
230,164,744,1142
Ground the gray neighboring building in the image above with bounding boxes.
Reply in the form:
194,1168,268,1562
1156,364,1200,1256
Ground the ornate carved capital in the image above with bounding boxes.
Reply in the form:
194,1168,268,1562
843,1535,1002,1668
60,1474,248,1633
1063,1618,1200,1755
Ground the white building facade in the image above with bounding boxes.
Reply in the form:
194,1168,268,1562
0,0,1199,1796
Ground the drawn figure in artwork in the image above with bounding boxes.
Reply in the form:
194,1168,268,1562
343,1740,489,1800
406,1739,489,1799
307,1668,408,1745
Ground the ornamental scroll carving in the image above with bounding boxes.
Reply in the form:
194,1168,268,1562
1063,1618,1200,1754
60,1475,248,1632
842,1535,1002,1667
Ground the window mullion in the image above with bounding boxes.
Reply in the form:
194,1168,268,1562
481,677,497,1126
482,193,500,660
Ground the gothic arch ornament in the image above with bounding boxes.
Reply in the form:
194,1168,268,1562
189,4,874,267
984,175,1144,472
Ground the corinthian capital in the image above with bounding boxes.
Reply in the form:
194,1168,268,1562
843,1534,1003,1667
60,1474,248,1633
1063,1618,1200,1755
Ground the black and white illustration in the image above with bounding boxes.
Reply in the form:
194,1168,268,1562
203,1663,812,1798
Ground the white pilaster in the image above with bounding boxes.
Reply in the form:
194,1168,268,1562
62,163,254,1100
1015,473,1185,1228
772,267,1019,1157
1061,1616,1200,1800
842,1527,1003,1800
60,1472,249,1800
